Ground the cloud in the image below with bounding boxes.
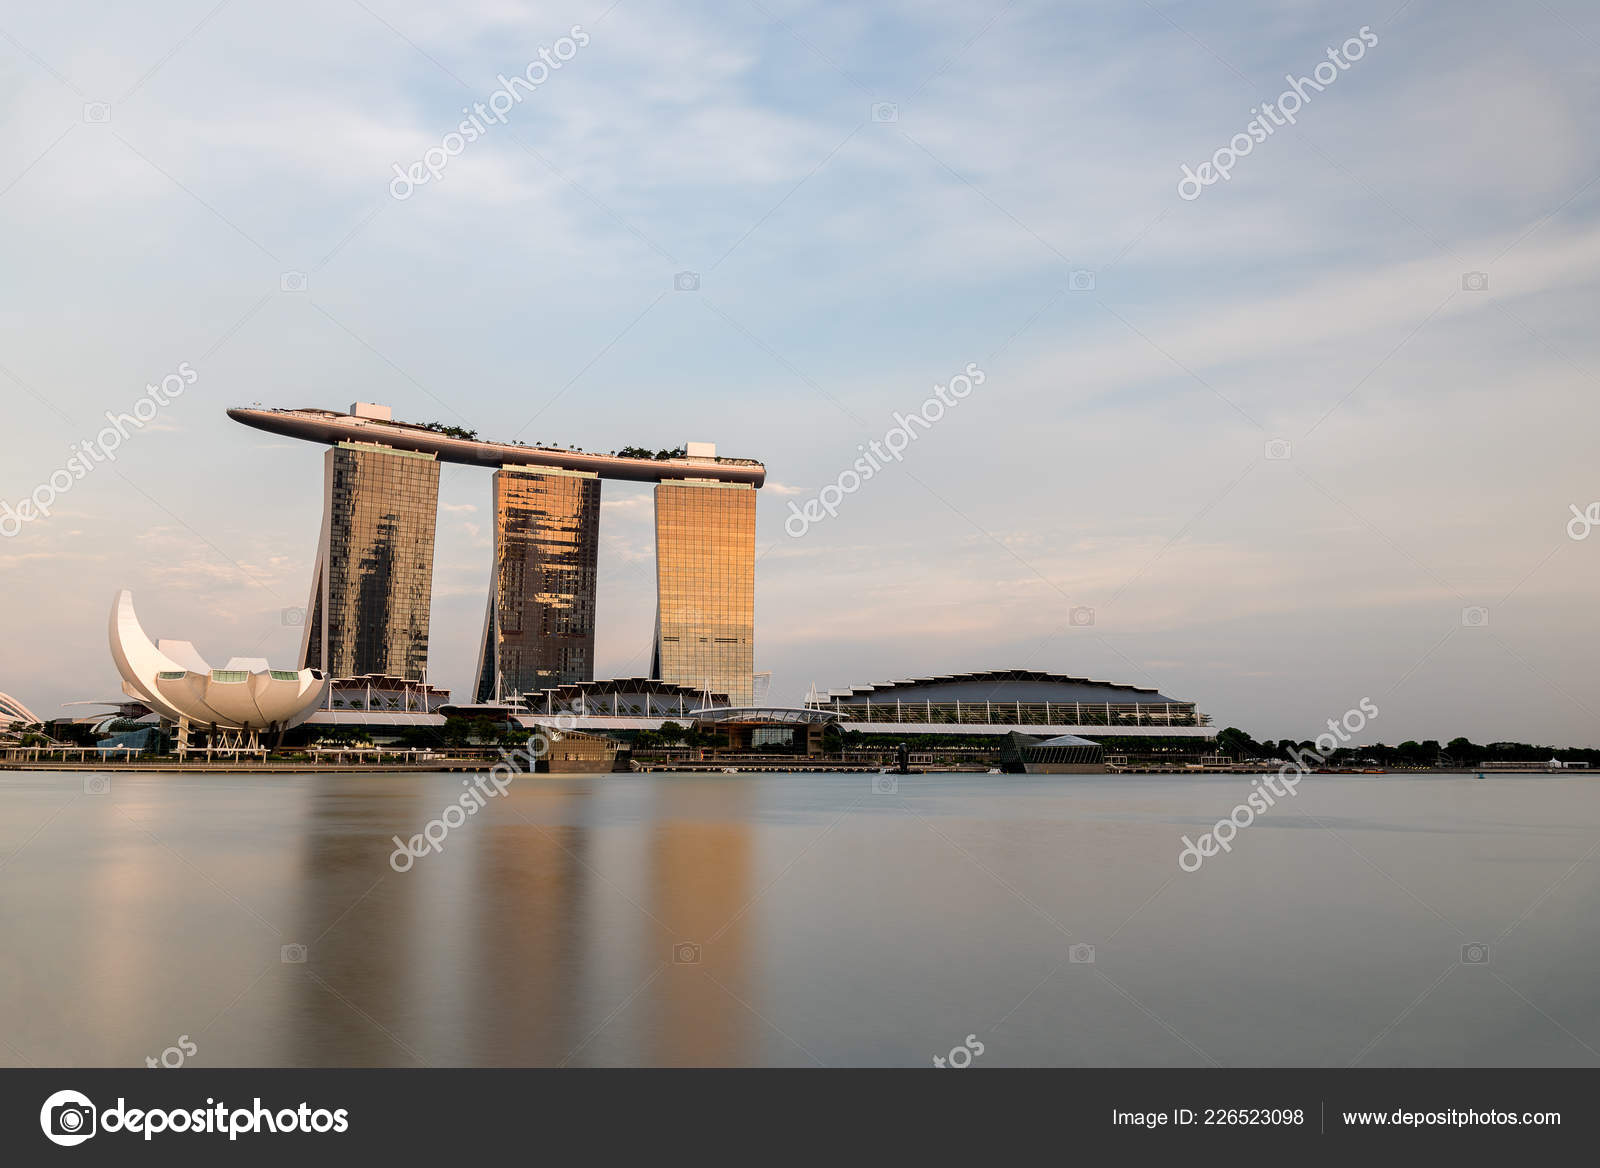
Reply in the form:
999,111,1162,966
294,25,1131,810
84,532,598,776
3,0,1599,741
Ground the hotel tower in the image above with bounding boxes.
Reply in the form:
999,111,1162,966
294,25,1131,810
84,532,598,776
651,475,756,705
230,404,765,702
300,438,440,680
474,466,601,702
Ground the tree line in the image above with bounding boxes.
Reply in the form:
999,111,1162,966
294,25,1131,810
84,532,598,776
1216,727,1600,768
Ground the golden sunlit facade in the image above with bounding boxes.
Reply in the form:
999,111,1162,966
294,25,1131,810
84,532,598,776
651,479,756,705
302,443,440,680
475,466,601,701
242,405,768,697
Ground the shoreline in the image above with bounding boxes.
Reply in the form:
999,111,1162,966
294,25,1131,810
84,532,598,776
2,760,1589,777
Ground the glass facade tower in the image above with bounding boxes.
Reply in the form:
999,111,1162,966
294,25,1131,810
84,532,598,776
301,442,440,680
650,479,756,705
237,404,767,700
474,466,601,702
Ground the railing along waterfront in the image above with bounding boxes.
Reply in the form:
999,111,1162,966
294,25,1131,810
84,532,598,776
814,700,1209,727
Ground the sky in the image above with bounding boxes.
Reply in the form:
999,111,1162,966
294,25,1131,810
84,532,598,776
2,0,1598,745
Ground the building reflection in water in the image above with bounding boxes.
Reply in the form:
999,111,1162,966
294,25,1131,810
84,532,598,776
283,777,754,1066
647,779,754,1067
461,785,589,1063
289,780,430,1066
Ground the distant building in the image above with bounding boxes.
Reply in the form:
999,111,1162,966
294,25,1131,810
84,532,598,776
525,677,729,726
807,669,1213,738
998,731,1105,773
300,441,440,680
687,705,839,755
652,473,756,705
517,678,832,757
474,466,601,702
306,675,450,731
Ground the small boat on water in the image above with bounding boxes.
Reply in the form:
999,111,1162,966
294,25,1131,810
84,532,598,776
722,767,739,774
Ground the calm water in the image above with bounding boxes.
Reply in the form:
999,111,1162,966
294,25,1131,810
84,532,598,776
1,769,1597,1067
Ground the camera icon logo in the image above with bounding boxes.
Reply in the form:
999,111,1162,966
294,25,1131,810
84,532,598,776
82,102,111,124
40,1090,97,1146
1264,437,1293,460
673,271,700,292
83,774,110,795
1461,942,1490,965
1461,271,1489,292
673,941,701,964
870,101,898,123
282,606,306,627
281,943,307,964
871,774,898,795
1068,268,1096,291
1068,605,1095,627
280,271,308,293
1461,606,1490,628
1068,943,1095,964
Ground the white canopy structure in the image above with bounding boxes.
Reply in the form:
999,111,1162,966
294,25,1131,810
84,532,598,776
109,590,328,732
0,691,41,728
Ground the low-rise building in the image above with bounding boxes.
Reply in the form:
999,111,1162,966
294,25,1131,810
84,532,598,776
806,668,1213,739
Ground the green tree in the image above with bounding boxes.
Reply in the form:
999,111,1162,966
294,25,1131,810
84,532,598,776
441,716,476,747
1396,740,1436,766
1215,727,1260,759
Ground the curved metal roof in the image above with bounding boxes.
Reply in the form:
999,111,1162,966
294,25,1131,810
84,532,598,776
816,669,1186,704
690,706,839,724
0,691,41,726
228,407,766,487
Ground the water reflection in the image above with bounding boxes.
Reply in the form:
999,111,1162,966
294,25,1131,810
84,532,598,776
4,771,1600,1067
276,778,758,1065
647,781,753,1066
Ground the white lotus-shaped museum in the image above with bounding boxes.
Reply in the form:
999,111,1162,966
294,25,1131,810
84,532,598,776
109,590,329,731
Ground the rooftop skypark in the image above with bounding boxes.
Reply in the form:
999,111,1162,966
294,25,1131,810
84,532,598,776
228,404,765,483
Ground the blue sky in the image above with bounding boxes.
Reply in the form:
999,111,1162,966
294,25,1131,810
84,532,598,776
3,0,1599,743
